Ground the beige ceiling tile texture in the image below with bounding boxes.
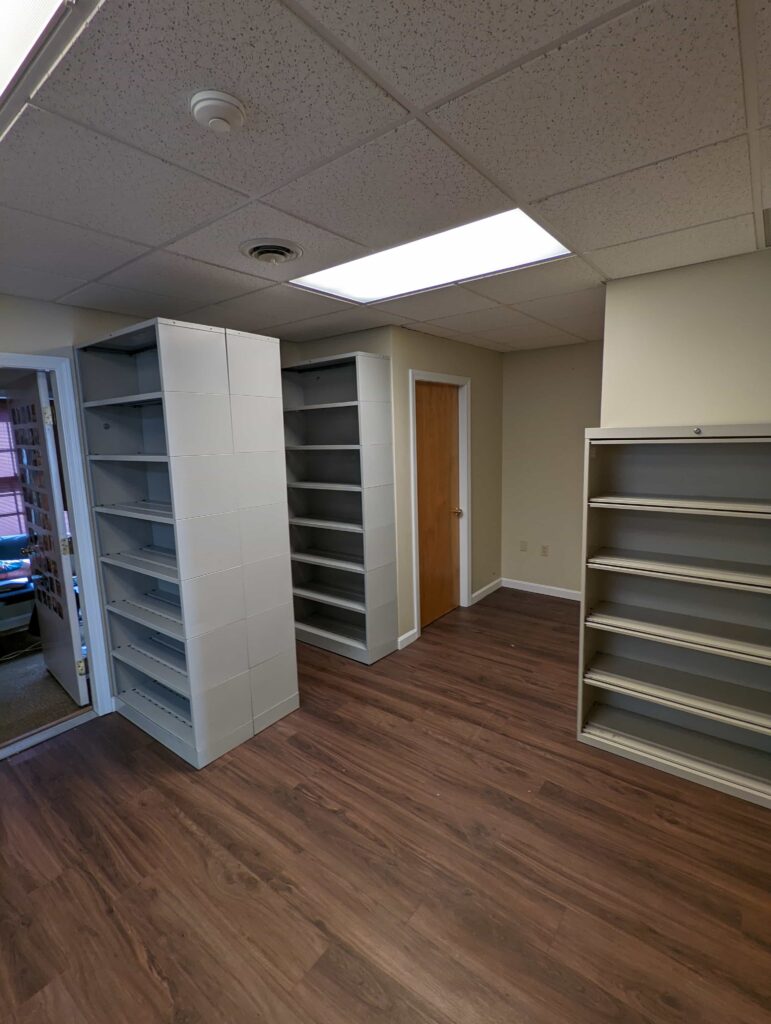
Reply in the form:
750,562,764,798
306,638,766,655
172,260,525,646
32,0,404,196
277,306,405,342
0,206,147,279
0,264,85,302
758,127,771,206
59,283,193,318
588,215,757,278
191,284,352,332
533,137,752,251
373,284,496,319
170,201,369,281
0,107,242,246
476,320,588,350
427,304,526,334
514,286,606,340
756,0,771,127
102,251,271,307
293,0,626,107
404,321,474,343
464,256,603,304
430,0,745,200
264,120,511,248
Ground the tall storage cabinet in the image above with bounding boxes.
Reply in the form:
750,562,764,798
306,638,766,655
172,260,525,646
577,423,771,808
282,352,397,664
77,318,298,768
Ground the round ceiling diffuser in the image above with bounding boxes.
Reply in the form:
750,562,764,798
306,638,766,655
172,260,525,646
239,239,303,265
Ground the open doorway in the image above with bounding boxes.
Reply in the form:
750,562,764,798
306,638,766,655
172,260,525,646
0,367,90,747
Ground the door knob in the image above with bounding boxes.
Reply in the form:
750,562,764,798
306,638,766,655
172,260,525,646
450,508,463,517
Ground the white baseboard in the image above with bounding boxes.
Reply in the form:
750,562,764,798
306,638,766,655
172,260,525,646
398,628,419,650
468,578,502,604
501,578,581,602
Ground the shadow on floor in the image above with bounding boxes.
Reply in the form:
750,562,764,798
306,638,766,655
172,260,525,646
0,630,79,745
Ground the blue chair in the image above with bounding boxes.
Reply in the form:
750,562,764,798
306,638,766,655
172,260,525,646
0,533,34,605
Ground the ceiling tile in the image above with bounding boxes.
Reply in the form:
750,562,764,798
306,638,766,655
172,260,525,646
264,121,510,248
463,256,602,304
474,320,588,349
588,215,757,278
431,0,745,200
0,264,85,302
102,251,271,306
191,285,351,332
533,137,752,251
33,0,404,196
757,1,771,127
58,283,192,318
169,201,369,281
0,206,147,279
373,284,496,320
427,304,525,334
514,286,605,340
277,307,405,342
0,107,242,246
403,321,472,342
293,0,626,108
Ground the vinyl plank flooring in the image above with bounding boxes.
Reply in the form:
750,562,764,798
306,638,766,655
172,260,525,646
1,589,769,1024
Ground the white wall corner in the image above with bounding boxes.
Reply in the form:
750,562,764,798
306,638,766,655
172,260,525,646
398,627,419,650
501,578,580,601
469,578,502,604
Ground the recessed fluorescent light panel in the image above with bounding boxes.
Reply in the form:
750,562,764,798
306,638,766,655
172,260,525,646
0,0,66,102
292,209,570,303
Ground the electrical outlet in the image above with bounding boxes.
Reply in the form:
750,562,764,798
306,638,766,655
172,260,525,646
519,540,528,552
540,544,549,557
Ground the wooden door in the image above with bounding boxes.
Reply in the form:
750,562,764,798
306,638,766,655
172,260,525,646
8,373,89,705
415,381,460,628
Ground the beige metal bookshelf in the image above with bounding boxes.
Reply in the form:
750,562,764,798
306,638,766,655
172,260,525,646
578,423,771,808
282,352,397,664
77,318,299,767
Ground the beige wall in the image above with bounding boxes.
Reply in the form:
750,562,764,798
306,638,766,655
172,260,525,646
602,248,771,427
283,325,503,636
0,293,132,358
501,341,602,592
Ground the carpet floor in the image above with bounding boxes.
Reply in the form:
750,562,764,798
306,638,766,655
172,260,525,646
0,630,80,746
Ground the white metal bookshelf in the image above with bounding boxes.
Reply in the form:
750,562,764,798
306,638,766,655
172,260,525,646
578,423,771,808
77,318,299,767
282,352,397,664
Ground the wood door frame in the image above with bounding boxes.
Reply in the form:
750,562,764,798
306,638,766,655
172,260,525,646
407,370,471,645
0,352,113,718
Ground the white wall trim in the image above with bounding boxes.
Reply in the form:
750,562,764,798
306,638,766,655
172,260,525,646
408,370,472,643
501,578,581,601
469,578,502,604
398,627,419,650
0,351,114,718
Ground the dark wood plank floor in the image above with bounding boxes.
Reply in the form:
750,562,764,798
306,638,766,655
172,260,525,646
2,589,770,1023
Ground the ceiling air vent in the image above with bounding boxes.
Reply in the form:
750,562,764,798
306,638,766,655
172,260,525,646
239,238,303,265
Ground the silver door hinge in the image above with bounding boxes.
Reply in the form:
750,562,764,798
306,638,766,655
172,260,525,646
76,658,88,677
60,536,74,556
43,405,54,426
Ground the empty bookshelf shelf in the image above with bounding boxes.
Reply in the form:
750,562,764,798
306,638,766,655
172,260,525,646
292,583,366,613
585,653,771,732
587,548,771,591
581,704,771,805
586,601,771,663
296,612,367,649
106,596,184,640
291,551,365,573
111,638,188,696
83,392,163,408
88,454,169,463
589,494,771,518
288,516,364,533
94,500,173,524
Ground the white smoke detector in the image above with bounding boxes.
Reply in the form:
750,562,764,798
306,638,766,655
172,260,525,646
190,90,245,135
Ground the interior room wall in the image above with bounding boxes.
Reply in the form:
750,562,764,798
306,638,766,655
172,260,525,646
282,325,503,639
602,249,771,427
501,340,602,595
0,293,132,358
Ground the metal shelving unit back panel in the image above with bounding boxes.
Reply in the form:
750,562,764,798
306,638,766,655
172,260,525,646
282,352,397,664
77,319,299,766
578,423,771,809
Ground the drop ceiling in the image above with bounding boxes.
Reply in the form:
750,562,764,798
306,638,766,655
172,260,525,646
0,0,768,351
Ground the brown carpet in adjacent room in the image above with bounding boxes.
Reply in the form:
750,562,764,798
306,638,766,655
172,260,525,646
0,630,79,745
